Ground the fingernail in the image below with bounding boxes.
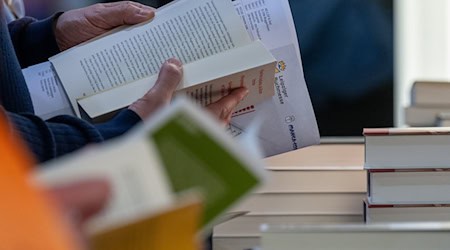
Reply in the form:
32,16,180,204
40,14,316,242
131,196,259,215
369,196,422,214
241,88,249,100
139,7,155,18
166,58,183,69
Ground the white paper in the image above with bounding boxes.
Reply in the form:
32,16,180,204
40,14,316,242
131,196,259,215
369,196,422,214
22,62,74,119
230,0,320,157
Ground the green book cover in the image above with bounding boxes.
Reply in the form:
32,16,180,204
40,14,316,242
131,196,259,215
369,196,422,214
148,108,261,228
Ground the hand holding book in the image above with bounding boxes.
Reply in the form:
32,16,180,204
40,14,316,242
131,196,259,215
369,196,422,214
128,57,249,125
48,179,111,246
54,2,156,51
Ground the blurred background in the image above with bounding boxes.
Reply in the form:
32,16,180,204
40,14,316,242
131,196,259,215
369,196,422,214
22,0,450,137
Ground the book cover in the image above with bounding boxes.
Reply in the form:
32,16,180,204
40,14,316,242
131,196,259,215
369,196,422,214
0,113,78,250
92,195,201,250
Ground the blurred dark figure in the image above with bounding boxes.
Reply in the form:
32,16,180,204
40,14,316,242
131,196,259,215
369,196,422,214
290,0,394,136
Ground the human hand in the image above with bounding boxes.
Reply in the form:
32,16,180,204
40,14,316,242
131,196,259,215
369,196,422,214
55,1,155,51
129,58,248,124
128,58,183,120
49,179,110,249
205,88,249,126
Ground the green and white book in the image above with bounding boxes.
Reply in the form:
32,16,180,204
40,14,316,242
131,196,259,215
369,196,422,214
33,98,265,235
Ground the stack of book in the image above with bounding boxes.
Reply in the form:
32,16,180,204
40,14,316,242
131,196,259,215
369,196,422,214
405,81,450,127
364,127,450,223
261,222,450,250
213,143,367,250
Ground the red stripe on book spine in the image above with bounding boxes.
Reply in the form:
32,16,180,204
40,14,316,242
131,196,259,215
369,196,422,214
369,168,450,173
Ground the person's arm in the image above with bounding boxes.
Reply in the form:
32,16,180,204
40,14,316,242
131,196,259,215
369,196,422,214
8,2,156,68
8,109,141,163
8,58,246,163
5,58,182,163
8,15,61,68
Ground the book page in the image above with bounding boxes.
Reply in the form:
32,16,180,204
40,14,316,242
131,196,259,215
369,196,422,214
230,0,320,157
34,139,174,234
77,40,275,119
22,62,74,119
50,0,251,116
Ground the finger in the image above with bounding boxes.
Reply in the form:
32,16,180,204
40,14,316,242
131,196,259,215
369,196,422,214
207,87,249,123
50,179,110,223
147,58,183,101
96,1,155,27
102,1,148,8
128,59,183,119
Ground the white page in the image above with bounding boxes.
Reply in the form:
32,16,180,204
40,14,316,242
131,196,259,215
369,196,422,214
78,40,275,119
34,137,174,234
22,62,74,119
50,0,252,117
231,0,320,157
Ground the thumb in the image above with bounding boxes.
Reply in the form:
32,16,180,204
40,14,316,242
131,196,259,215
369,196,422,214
128,59,182,119
50,179,110,224
147,58,183,101
97,2,155,27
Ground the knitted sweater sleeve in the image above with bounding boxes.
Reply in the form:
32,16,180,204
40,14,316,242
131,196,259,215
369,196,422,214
9,109,142,163
2,8,142,163
8,15,60,68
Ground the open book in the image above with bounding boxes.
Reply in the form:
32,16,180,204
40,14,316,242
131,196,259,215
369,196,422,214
48,0,276,119
33,98,265,239
23,0,319,157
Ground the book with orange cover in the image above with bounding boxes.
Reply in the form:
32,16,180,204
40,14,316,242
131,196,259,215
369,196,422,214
92,195,202,250
0,113,78,250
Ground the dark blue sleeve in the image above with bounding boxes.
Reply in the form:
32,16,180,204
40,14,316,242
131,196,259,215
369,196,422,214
9,109,141,163
8,15,61,68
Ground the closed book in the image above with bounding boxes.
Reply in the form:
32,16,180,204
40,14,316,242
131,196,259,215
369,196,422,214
364,201,450,223
230,193,366,215
437,112,450,126
364,127,450,169
412,81,450,107
261,222,450,250
214,214,363,236
256,169,367,194
264,144,364,171
368,169,450,204
213,236,259,250
404,106,450,126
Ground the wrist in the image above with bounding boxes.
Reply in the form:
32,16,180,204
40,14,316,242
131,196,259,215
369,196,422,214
52,12,68,51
